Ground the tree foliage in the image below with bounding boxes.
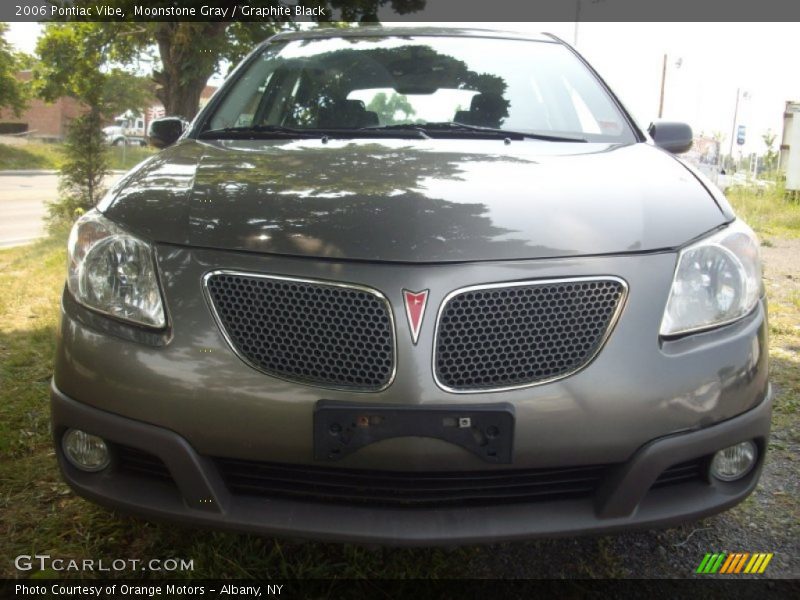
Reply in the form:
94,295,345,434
762,129,778,172
54,0,425,120
34,23,151,117
366,92,416,125
48,112,109,224
34,23,152,225
103,20,244,119
105,19,343,118
34,1,427,223
0,23,29,116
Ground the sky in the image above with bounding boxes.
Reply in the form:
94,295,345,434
5,21,800,156
495,22,800,156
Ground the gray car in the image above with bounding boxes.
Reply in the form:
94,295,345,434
52,27,771,545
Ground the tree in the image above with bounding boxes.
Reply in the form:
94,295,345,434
34,1,428,223
366,92,416,125
59,0,426,120
0,23,28,116
103,20,239,119
34,23,152,224
762,129,778,173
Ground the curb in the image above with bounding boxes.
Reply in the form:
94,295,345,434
0,170,128,177
0,170,59,176
0,236,41,249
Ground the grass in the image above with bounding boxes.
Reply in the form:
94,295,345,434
0,142,155,172
726,185,800,238
0,234,477,579
106,145,157,171
0,189,797,580
0,142,64,170
762,281,800,429
727,188,800,428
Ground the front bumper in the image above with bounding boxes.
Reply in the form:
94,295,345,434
54,248,771,471
51,382,771,545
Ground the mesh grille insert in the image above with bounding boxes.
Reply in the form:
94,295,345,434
206,273,394,390
435,279,625,391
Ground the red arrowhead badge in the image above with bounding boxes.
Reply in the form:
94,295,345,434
402,289,429,345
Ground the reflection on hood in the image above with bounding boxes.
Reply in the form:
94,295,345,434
101,138,726,263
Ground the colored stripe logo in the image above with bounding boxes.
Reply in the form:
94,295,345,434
696,553,773,574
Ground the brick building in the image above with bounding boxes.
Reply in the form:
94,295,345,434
0,71,87,140
0,71,219,141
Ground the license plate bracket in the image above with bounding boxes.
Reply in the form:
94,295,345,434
313,401,515,464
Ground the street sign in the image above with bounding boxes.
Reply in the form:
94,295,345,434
737,125,746,146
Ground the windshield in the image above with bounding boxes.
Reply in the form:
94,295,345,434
203,35,635,142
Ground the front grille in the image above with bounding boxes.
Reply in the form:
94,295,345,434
435,278,626,391
114,447,707,507
214,458,611,507
205,272,395,390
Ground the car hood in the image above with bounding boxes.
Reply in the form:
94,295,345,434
100,138,727,263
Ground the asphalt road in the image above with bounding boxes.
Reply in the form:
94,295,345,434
0,173,57,248
0,172,121,248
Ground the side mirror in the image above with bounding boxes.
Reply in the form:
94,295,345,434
149,117,188,148
648,121,693,154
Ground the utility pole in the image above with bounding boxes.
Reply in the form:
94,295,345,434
574,1,607,48
658,55,682,119
729,88,741,163
658,54,667,118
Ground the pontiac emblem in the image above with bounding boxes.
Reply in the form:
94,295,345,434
402,289,429,345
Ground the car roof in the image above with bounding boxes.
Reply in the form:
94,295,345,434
267,26,559,44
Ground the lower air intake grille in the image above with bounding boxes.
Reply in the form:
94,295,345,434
205,272,395,391
214,458,612,507
115,445,172,481
435,278,626,391
652,458,708,488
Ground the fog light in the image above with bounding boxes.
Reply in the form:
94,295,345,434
62,429,110,472
710,441,758,482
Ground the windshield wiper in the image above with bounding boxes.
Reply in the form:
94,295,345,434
366,122,587,142
199,125,319,140
200,124,430,140
358,124,431,139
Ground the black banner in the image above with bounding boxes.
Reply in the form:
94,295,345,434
2,578,800,600
2,0,800,23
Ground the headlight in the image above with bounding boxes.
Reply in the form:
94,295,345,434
660,220,762,336
67,211,165,328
